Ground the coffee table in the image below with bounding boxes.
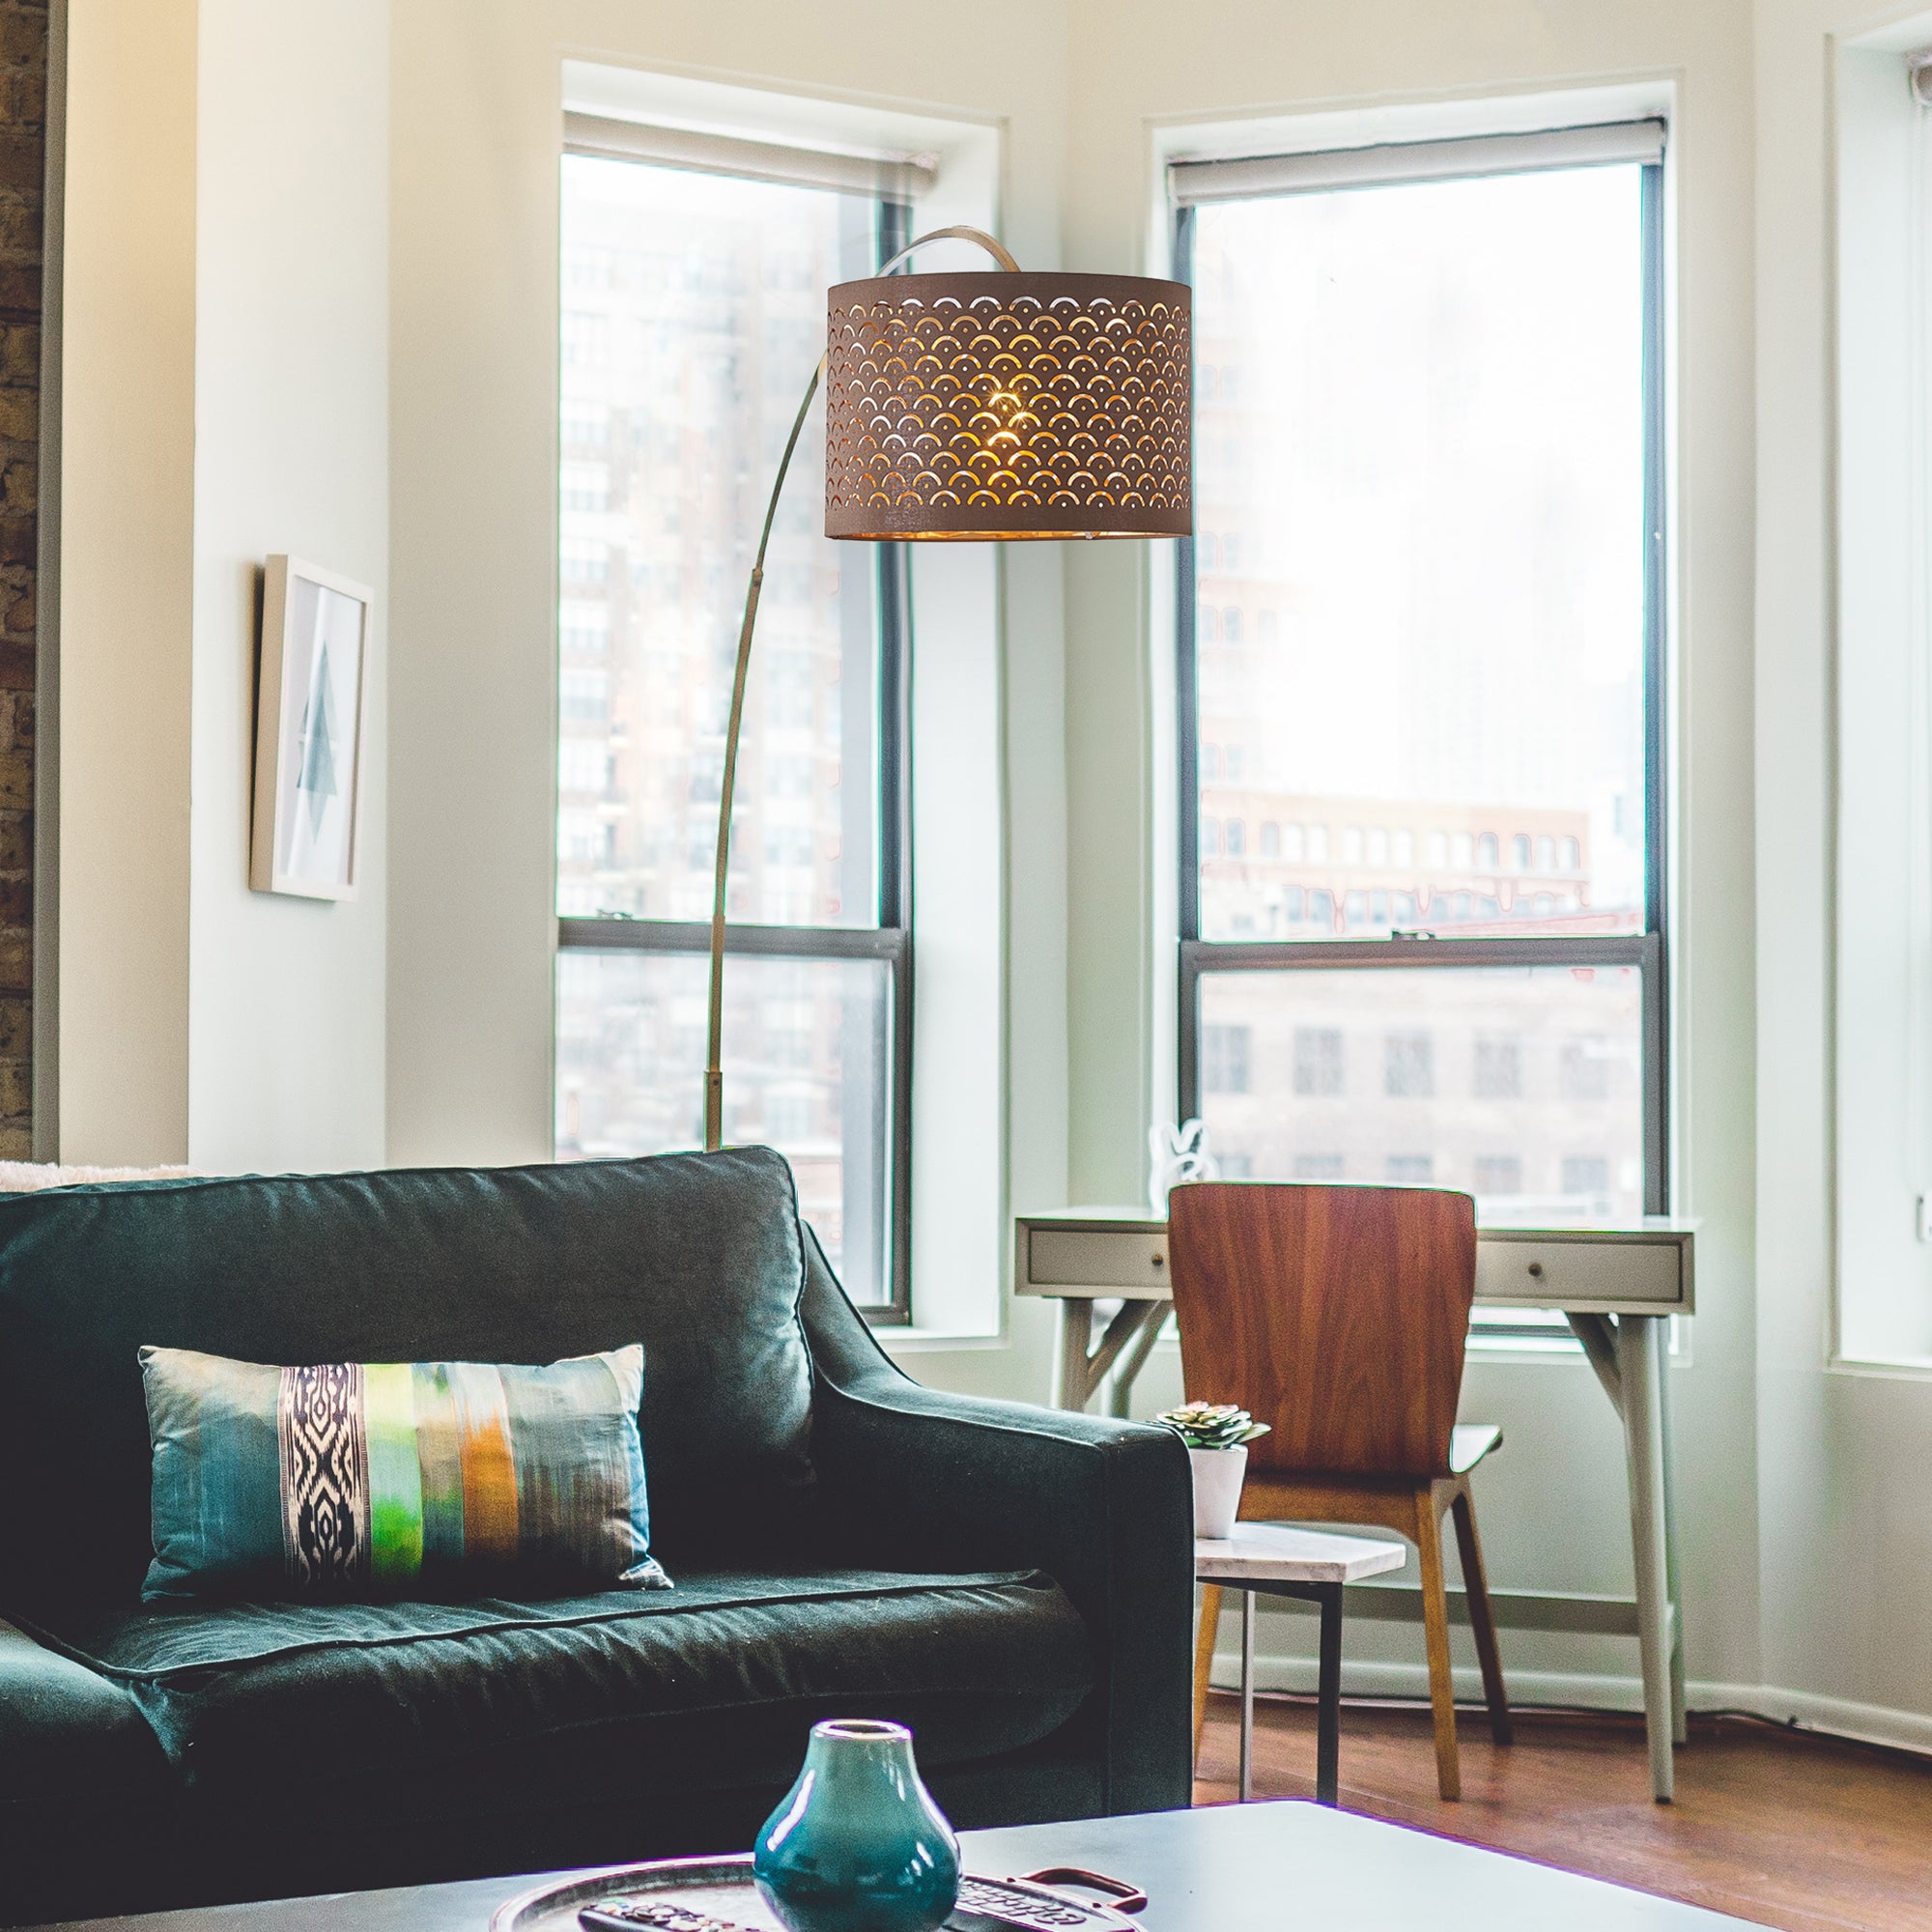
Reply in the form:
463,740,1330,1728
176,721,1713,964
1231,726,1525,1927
28,1801,1761,1932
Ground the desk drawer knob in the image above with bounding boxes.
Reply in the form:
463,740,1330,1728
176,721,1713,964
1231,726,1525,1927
1526,1261,1545,1279
1151,1253,1165,1269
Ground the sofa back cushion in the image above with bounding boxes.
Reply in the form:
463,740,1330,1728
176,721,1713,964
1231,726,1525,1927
0,1149,812,1615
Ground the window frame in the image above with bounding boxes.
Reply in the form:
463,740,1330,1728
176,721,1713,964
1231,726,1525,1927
554,158,917,1324
1172,129,1673,1267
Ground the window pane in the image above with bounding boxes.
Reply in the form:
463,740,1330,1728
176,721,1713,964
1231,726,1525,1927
556,950,893,1302
558,156,884,926
1191,165,1648,941
1198,964,1643,1223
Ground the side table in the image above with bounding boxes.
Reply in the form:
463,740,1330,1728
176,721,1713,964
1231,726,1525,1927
1196,1522,1408,1804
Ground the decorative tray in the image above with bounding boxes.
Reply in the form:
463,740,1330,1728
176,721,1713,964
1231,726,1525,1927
492,1854,1149,1932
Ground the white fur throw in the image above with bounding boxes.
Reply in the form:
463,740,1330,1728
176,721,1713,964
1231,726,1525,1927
0,1162,198,1192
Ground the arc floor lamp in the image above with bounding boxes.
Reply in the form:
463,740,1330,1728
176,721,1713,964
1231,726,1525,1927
702,225,1192,1152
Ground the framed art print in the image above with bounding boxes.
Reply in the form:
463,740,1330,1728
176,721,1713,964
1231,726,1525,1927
249,555,372,900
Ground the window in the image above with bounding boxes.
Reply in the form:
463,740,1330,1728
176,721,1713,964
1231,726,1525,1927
1562,1154,1610,1199
1833,34,1932,1362
1472,1034,1521,1099
1384,1031,1435,1098
1293,1025,1344,1095
1225,819,1246,857
562,464,611,513
1386,1154,1435,1184
1178,118,1668,1254
1560,1036,1611,1101
554,139,913,1319
1473,1154,1523,1198
1203,1023,1252,1094
560,668,610,722
1260,821,1280,858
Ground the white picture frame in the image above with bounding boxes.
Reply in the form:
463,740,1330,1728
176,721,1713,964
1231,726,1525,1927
249,554,372,900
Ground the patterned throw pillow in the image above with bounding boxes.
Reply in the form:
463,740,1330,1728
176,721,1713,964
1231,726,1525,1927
139,1344,668,1601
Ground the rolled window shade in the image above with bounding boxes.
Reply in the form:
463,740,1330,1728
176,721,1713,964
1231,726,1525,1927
562,112,937,202
1170,118,1666,207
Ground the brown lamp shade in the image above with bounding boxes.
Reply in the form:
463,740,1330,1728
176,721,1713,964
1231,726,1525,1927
823,270,1192,541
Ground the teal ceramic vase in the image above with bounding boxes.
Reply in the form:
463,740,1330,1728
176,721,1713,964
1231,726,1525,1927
753,1719,961,1932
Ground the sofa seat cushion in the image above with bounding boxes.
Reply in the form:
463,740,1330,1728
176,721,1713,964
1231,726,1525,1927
43,1568,1094,1818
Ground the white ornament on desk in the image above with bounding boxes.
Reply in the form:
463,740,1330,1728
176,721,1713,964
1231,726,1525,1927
1148,1119,1215,1216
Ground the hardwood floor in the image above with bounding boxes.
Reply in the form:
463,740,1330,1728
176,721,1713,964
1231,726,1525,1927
1193,1691,1932,1932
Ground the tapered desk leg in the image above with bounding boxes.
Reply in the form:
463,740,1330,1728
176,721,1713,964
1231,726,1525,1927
1053,1300,1091,1411
1658,1326,1688,1746
1315,1582,1342,1807
1618,1314,1675,1802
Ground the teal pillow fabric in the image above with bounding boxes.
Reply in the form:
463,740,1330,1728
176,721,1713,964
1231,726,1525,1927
139,1344,668,1602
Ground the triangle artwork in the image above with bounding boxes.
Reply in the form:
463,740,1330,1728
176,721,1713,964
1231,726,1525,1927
296,640,339,836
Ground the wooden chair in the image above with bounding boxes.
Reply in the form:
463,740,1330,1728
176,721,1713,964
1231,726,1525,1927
1167,1180,1511,1801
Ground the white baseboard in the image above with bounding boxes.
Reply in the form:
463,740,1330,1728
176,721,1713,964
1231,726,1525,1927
1212,1648,1932,1760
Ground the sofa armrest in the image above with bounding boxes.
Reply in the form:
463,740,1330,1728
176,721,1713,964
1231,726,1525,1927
0,1618,173,1924
798,1232,1193,1816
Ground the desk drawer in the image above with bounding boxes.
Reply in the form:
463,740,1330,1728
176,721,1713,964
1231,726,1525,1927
1028,1227,1171,1291
1476,1236,1683,1307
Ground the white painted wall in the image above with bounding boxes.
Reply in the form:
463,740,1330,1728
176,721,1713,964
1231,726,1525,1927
187,0,389,1173
56,0,197,1164
1755,0,1932,1735
56,0,389,1172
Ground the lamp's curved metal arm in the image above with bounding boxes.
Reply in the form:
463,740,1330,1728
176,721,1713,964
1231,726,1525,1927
703,226,1017,1151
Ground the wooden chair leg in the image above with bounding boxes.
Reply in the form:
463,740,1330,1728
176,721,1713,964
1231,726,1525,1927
1450,1487,1513,1746
1192,1582,1223,1766
1414,1488,1462,1801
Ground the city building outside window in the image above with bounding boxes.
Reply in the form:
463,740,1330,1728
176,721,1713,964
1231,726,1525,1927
1203,1023,1253,1094
1175,119,1670,1343
1473,1034,1523,1099
1293,1025,1344,1096
554,138,913,1319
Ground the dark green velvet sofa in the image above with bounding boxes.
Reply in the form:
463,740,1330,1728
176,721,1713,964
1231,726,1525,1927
0,1149,1192,1926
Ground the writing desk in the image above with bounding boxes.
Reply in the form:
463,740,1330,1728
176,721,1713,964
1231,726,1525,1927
1012,1206,1695,1801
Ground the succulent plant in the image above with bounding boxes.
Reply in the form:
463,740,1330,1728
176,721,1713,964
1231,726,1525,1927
1154,1401,1270,1450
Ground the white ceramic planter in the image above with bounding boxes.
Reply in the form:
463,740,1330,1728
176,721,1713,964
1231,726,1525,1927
1188,1442,1248,1540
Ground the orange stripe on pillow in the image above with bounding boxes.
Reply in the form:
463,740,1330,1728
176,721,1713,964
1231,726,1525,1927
450,1363,520,1563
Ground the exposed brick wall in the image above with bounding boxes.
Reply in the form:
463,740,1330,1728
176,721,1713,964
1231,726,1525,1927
0,0,41,1157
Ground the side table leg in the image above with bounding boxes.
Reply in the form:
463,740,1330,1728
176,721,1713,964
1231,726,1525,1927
1316,1582,1342,1806
1618,1314,1675,1802
1239,1588,1256,1802
1053,1299,1091,1411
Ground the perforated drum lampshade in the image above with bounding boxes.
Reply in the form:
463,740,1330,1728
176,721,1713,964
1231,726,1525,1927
823,270,1192,541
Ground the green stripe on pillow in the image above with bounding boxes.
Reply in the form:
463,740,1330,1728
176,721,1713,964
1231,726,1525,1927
365,1361,423,1585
